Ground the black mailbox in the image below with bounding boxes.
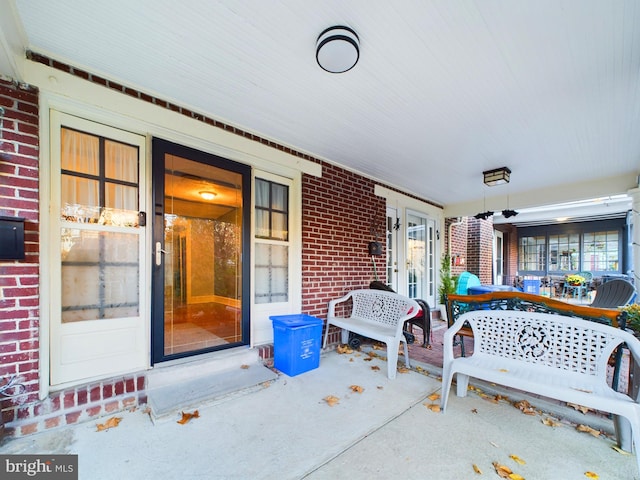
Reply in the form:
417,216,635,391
0,216,25,260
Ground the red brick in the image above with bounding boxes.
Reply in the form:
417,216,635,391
45,416,61,429
86,405,101,417
103,384,113,399
64,391,75,409
104,401,119,413
122,396,136,407
90,385,101,402
65,411,81,424
20,422,38,435
125,378,135,393
77,388,88,405
114,381,124,396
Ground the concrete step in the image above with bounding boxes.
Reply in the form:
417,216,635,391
146,347,278,421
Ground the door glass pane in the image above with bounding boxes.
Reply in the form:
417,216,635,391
255,243,289,304
61,229,139,322
163,155,243,355
407,214,426,299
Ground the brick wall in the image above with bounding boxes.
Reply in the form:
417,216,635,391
447,217,468,277
466,217,494,283
301,163,386,345
0,78,41,436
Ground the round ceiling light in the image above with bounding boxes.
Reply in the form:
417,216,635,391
316,26,360,74
199,191,217,201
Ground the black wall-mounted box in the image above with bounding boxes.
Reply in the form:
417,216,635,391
0,216,25,260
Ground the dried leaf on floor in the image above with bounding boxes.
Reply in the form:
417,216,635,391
177,410,200,425
423,403,440,412
367,351,378,358
377,386,384,390
584,472,599,479
427,393,440,402
96,416,122,431
612,445,631,455
371,365,380,371
350,385,364,393
508,474,525,480
397,367,410,374
577,424,600,437
240,364,249,369
568,403,590,414
499,368,509,372
479,393,499,404
372,344,383,350
472,463,483,474
541,417,562,427
324,395,340,407
349,358,354,362
336,344,353,354
363,357,373,362
492,462,513,478
509,454,526,465
471,408,478,414
513,400,537,415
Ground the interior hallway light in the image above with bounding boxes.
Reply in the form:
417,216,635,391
199,191,217,201
316,26,360,73
483,167,511,186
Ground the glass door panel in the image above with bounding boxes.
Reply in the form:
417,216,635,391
152,139,250,363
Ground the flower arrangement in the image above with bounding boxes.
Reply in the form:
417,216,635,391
620,303,640,333
565,274,585,286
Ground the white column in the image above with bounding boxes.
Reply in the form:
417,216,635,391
629,187,640,290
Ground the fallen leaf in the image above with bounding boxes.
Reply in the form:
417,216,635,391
349,358,354,362
363,357,373,362
397,367,410,374
612,445,631,455
423,403,440,412
371,365,380,371
472,464,483,474
584,472,599,479
492,462,512,478
542,417,562,427
480,393,499,404
324,395,340,407
367,351,378,358
336,344,353,354
513,400,537,415
377,385,384,390
427,393,440,401
508,474,525,480
177,410,200,425
499,368,509,372
350,385,364,393
568,403,590,414
372,344,383,350
471,408,478,414
577,424,601,437
96,416,122,431
240,364,249,369
509,454,526,465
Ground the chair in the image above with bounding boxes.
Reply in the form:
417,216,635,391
590,279,636,309
455,271,480,295
369,281,432,347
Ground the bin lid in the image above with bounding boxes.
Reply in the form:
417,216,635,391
269,314,323,328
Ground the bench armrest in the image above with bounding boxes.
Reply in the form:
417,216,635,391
328,291,354,318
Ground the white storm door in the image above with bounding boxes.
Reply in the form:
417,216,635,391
50,112,147,386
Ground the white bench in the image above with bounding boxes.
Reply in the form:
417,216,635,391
323,289,419,379
441,310,640,474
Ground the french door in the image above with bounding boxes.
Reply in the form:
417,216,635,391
494,230,504,284
406,212,436,308
151,139,251,363
50,112,147,386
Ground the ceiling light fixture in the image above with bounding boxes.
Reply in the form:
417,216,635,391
501,209,518,218
316,26,360,73
199,191,217,201
483,167,511,186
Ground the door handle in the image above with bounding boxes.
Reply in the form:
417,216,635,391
155,242,168,266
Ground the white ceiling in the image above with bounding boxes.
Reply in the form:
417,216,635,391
1,0,639,218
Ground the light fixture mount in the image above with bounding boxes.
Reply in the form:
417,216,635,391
199,191,217,201
483,167,511,187
316,26,360,73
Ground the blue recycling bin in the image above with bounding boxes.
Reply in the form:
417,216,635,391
523,279,540,294
270,314,323,377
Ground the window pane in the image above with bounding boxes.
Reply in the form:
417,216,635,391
61,229,139,322
271,212,288,241
582,230,619,272
105,140,138,182
271,183,287,210
61,175,100,222
105,183,138,211
255,210,270,238
255,243,288,304
255,179,269,208
61,128,99,175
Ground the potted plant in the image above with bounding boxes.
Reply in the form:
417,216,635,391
620,303,640,337
438,254,456,320
565,274,585,286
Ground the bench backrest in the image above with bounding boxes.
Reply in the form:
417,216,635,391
590,279,636,308
346,289,419,328
457,310,632,381
446,291,625,328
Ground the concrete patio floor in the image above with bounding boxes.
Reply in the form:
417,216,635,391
1,342,637,480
